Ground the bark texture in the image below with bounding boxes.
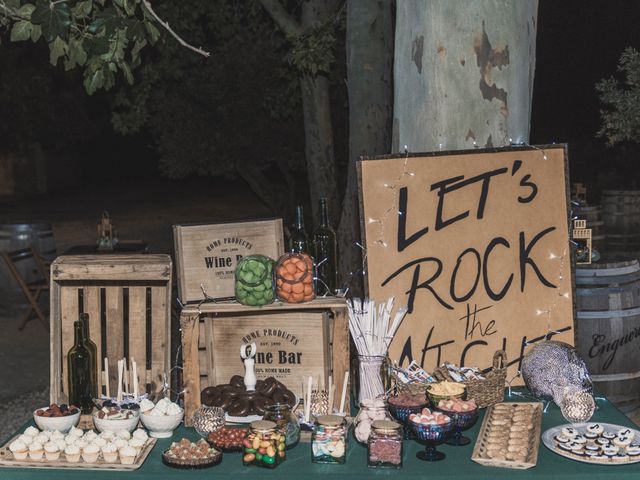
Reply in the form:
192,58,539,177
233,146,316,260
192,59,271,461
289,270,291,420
338,0,393,294
393,0,538,152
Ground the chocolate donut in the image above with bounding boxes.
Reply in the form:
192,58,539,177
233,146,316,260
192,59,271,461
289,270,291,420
230,375,245,388
200,386,220,407
215,393,232,410
258,377,278,397
221,385,242,398
253,395,269,415
227,397,251,416
273,388,296,407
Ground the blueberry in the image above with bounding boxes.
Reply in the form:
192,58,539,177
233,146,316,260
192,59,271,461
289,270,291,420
60,404,68,412
102,400,116,408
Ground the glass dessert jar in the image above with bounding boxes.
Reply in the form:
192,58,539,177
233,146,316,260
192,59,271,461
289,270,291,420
263,403,300,449
235,255,275,306
275,252,315,303
311,415,347,464
242,420,285,468
354,398,393,444
367,420,403,468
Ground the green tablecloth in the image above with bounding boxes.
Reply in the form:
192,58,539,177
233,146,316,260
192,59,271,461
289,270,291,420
2,392,640,479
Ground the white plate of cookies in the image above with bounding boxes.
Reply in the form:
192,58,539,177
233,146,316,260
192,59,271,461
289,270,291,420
542,422,640,465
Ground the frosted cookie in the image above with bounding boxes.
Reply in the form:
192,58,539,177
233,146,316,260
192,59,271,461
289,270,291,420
586,423,604,436
603,446,619,457
584,450,598,458
585,444,600,452
562,427,579,438
626,446,640,457
613,435,632,448
596,438,610,447
558,442,574,452
585,432,599,441
618,428,635,442
573,435,587,445
602,432,616,440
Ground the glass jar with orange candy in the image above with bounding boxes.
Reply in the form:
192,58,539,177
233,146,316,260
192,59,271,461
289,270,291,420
275,253,315,303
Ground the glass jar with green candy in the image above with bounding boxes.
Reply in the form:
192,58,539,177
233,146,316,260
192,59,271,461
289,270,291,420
234,255,275,306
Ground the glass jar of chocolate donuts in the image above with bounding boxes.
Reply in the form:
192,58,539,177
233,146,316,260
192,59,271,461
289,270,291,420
243,420,286,468
311,415,348,464
235,255,275,306
367,420,403,469
263,403,300,449
275,252,315,303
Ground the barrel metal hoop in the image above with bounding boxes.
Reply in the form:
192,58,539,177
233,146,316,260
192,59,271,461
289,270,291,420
576,306,640,318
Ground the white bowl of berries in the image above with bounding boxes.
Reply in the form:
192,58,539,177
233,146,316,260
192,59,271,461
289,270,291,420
33,404,81,433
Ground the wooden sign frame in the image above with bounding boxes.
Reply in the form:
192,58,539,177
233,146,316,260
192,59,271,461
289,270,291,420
357,145,575,382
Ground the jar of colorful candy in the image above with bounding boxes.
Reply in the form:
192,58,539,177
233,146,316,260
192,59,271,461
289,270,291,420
275,252,315,303
242,420,285,468
235,255,275,306
367,420,403,468
311,415,347,464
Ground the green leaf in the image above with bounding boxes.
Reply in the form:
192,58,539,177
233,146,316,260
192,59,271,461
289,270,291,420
68,37,87,66
30,24,42,42
120,61,133,84
49,36,68,66
10,20,33,42
4,0,20,10
84,67,104,95
126,20,145,41
123,0,136,16
31,0,72,42
144,21,160,44
17,3,36,18
86,36,110,56
72,0,93,18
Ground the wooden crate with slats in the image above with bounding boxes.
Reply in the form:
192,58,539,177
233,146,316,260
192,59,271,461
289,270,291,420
49,255,172,405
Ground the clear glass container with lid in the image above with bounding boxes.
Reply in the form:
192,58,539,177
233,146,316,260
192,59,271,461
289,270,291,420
354,398,393,444
275,252,315,303
234,255,275,306
242,420,285,468
367,420,403,468
311,414,347,464
263,403,300,449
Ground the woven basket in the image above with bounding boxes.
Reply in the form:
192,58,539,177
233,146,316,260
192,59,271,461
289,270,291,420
390,370,431,397
433,350,507,408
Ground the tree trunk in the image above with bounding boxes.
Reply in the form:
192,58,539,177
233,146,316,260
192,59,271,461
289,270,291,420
338,0,394,294
393,0,538,152
299,74,340,226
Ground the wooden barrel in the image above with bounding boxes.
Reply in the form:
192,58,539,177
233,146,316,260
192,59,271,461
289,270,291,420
601,190,640,253
573,204,605,252
0,222,56,294
575,258,640,412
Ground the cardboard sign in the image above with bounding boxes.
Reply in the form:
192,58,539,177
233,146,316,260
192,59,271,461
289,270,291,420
358,146,574,382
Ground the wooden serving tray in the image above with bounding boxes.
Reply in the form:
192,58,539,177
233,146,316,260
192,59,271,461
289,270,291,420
0,436,157,471
471,401,543,469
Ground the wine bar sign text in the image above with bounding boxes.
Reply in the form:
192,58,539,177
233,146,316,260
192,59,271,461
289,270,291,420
358,146,574,382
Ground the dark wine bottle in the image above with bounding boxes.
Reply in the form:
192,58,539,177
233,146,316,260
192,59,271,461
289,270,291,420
290,205,309,253
80,313,99,399
313,198,338,295
67,320,95,413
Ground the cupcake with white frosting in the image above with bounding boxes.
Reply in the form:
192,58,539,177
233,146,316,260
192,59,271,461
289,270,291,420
64,444,81,463
9,440,28,460
119,445,137,465
101,442,118,463
28,442,43,460
129,437,146,455
23,426,39,437
44,442,60,461
82,443,100,463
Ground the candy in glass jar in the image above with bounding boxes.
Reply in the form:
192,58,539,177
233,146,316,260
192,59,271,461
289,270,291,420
311,415,347,464
263,403,300,449
242,420,285,468
367,420,403,468
354,398,393,444
235,255,275,306
275,253,315,303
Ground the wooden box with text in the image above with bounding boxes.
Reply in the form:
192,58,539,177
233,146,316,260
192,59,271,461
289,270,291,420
173,219,284,303
180,298,350,425
50,255,172,405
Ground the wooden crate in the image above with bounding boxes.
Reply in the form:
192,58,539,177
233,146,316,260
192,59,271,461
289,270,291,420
50,255,172,404
173,218,284,303
180,297,349,425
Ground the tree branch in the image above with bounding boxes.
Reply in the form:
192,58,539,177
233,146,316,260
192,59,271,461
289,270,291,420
258,0,303,37
141,0,210,58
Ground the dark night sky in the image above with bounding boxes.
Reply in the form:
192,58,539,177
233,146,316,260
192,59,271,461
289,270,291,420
533,1,640,155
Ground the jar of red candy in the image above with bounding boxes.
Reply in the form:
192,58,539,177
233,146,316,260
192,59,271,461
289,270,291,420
275,253,315,303
367,420,403,469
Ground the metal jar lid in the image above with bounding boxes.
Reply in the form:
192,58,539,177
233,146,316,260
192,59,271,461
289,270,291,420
251,420,277,432
316,414,345,427
372,420,401,433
